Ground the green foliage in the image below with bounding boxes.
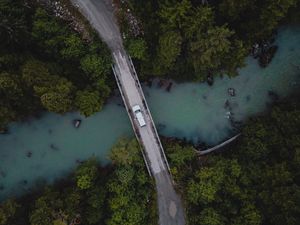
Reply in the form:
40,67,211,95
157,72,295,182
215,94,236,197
85,187,106,224
218,0,297,41
126,38,147,60
0,200,19,225
164,141,196,181
127,0,295,79
198,208,224,225
80,54,110,81
31,8,67,55
166,98,300,225
110,138,142,166
0,72,22,100
0,1,112,128
30,189,63,225
107,138,155,225
60,34,86,59
159,0,192,30
75,90,103,117
0,0,29,48
190,26,233,79
75,158,98,190
40,92,73,114
154,31,182,75
22,59,51,87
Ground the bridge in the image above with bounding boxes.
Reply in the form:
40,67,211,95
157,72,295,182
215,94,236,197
71,0,186,224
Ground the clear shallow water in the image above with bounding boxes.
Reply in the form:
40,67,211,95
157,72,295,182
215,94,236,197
0,26,300,199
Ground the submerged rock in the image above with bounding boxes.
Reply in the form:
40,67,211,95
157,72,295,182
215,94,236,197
268,90,279,102
26,151,32,158
50,144,59,151
0,171,6,178
0,127,9,134
22,180,28,185
166,82,173,92
206,74,214,86
73,119,81,128
76,159,83,164
228,88,236,96
246,95,251,102
259,45,278,67
252,38,278,68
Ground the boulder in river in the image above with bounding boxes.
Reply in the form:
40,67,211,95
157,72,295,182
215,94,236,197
73,119,81,128
268,90,279,102
26,151,32,158
50,144,59,151
206,74,214,86
228,88,236,96
0,127,9,134
224,100,231,109
0,171,6,178
259,45,278,67
166,82,173,92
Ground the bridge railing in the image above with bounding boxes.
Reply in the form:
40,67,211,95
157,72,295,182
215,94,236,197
112,64,152,177
128,55,171,175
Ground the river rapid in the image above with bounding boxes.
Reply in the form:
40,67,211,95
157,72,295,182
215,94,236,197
0,26,300,200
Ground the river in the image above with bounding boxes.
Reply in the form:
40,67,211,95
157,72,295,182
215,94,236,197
0,26,299,200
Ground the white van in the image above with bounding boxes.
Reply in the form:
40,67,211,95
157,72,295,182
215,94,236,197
132,104,146,127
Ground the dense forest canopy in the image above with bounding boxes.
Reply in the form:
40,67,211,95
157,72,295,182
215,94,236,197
119,0,299,80
0,0,113,130
0,0,300,225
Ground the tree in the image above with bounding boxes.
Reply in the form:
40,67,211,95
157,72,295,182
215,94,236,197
85,187,106,224
127,38,147,60
190,26,233,79
31,8,66,55
107,138,155,225
30,189,62,225
0,0,29,48
219,0,254,22
75,158,98,190
154,31,182,75
80,54,110,81
0,105,16,129
22,59,51,87
198,208,225,225
110,138,141,166
60,34,86,60
159,0,192,30
0,72,22,100
40,92,73,113
75,90,103,117
0,200,19,225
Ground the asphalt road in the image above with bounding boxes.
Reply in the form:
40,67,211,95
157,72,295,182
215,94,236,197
71,0,186,224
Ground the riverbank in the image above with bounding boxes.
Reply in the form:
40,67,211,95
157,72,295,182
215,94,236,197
1,25,300,201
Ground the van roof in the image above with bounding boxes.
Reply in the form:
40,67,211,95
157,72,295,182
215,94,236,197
132,104,141,112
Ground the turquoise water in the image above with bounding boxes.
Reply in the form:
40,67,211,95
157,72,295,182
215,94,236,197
146,26,300,144
0,26,300,200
